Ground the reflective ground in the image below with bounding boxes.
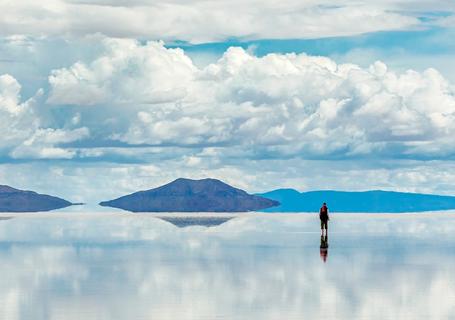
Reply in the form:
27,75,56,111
0,212,454,320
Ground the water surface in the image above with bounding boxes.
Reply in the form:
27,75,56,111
0,212,454,320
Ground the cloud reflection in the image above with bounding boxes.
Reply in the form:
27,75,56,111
0,214,454,319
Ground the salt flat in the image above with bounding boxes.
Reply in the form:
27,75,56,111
0,212,454,320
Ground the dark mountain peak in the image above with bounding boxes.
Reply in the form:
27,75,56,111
0,185,23,193
0,185,73,212
100,178,279,212
147,177,248,197
170,177,237,189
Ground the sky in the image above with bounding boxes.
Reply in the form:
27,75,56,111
1,0,455,204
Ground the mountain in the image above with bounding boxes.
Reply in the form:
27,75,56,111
0,185,73,212
99,178,280,212
258,189,455,213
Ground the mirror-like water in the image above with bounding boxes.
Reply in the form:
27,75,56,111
0,212,454,320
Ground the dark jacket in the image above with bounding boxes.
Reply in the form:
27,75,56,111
320,205,329,221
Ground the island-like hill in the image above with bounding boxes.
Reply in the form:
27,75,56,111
258,189,455,213
0,185,73,212
99,178,280,212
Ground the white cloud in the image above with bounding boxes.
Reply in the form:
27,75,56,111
435,14,455,28
0,74,23,114
0,74,90,159
0,1,423,43
47,40,455,160
0,74,40,149
2,36,455,195
10,127,90,159
47,39,195,105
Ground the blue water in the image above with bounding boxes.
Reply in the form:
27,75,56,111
0,213,454,320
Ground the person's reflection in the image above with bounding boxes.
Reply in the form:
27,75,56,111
320,235,329,263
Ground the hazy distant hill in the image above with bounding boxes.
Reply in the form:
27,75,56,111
0,185,73,212
100,178,280,212
258,189,455,213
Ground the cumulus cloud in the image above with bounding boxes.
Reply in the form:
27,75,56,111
0,74,40,150
10,127,90,159
47,40,455,160
0,74,89,159
47,39,196,105
0,0,424,43
2,36,455,194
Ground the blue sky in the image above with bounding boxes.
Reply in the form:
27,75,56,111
0,1,455,204
173,27,455,59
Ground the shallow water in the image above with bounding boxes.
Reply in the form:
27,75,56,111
0,212,455,320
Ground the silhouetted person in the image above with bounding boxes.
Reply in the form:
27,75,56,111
320,234,329,263
319,202,329,235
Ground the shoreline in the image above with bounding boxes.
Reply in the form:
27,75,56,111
1,210,455,219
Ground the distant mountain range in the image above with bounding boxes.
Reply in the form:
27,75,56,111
258,189,455,213
0,185,74,212
3,179,455,213
100,178,280,212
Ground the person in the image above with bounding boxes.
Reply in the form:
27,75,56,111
319,202,329,235
320,234,328,263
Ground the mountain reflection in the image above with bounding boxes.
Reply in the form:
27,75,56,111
157,216,234,228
